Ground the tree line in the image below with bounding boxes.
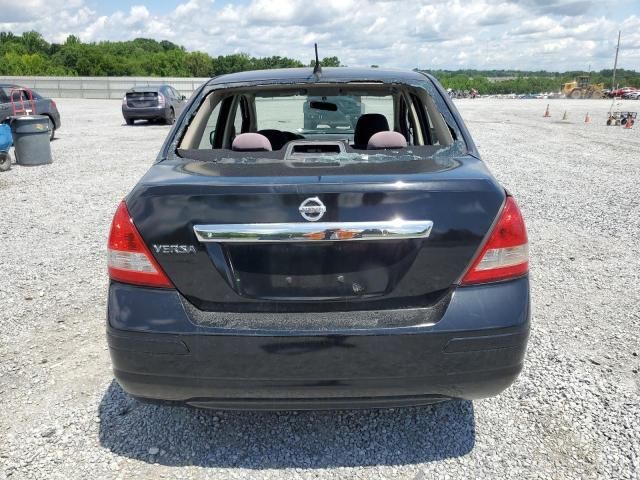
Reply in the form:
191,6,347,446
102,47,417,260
1,31,638,94
0,31,341,77
424,69,640,94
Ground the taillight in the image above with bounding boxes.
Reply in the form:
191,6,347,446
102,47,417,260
50,99,57,109
157,93,165,107
461,196,528,285
107,201,172,288
122,95,127,106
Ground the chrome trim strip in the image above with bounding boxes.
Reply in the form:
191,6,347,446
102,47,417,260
193,220,433,243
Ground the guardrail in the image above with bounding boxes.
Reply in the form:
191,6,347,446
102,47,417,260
0,76,210,100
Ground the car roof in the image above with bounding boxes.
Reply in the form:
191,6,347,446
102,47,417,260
207,67,429,86
126,85,170,92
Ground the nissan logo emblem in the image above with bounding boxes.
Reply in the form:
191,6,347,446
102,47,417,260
298,197,326,222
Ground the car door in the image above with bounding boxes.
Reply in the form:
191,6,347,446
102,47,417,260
169,87,184,115
163,87,176,113
29,90,49,117
169,87,180,113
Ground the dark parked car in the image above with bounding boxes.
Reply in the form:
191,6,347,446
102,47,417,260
107,67,530,410
0,85,61,140
121,85,186,125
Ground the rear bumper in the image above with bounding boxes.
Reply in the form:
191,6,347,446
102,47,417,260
107,277,530,409
122,106,168,119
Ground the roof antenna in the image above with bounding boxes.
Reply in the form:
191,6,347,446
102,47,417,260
313,43,322,75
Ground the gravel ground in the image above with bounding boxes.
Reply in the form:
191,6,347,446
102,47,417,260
1,98,639,480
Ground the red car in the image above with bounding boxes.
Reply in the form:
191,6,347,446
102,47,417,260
610,87,637,97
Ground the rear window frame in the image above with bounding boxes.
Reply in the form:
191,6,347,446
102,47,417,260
164,75,470,163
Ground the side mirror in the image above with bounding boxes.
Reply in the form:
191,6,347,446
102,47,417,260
209,130,216,146
181,95,187,101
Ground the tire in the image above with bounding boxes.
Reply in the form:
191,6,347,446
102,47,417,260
125,118,134,126
47,116,56,140
0,152,11,172
569,89,582,99
165,108,175,125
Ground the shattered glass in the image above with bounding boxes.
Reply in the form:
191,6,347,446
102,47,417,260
166,76,469,167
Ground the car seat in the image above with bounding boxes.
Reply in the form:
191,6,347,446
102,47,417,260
353,113,390,149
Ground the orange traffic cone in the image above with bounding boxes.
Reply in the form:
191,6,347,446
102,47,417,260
584,112,591,124
624,115,634,129
543,104,551,117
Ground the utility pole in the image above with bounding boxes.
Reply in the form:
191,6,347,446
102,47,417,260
609,30,621,117
612,30,621,90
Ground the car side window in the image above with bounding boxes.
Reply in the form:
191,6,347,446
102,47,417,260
420,99,440,145
0,88,8,104
410,93,439,146
198,101,222,149
233,100,243,136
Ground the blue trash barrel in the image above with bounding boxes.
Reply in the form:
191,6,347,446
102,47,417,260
0,123,11,171
0,123,12,151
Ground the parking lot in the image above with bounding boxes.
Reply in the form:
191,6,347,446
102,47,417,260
1,97,639,479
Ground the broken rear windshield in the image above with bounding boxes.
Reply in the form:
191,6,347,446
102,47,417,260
171,79,466,166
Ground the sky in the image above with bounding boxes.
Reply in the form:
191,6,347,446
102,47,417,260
1,0,639,71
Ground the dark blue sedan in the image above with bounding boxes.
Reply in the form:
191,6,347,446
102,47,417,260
107,67,530,410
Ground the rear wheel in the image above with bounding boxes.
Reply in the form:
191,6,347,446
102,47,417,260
47,116,56,140
0,152,11,172
165,108,175,125
126,118,135,126
569,89,582,99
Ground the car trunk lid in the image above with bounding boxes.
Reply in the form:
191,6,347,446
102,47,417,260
126,156,505,311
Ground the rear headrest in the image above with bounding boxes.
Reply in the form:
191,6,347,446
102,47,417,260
367,131,407,150
257,129,288,151
232,133,272,152
354,113,389,148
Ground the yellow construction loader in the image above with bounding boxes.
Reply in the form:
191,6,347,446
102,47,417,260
562,76,604,99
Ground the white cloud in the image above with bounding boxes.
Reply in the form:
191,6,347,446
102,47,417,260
0,0,638,71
